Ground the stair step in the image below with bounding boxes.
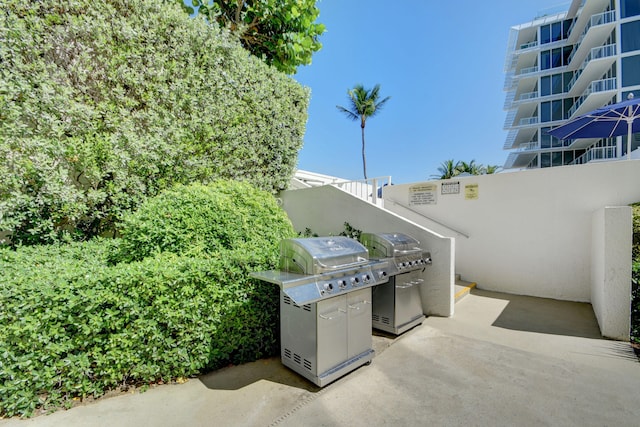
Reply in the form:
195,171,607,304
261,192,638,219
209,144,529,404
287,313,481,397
454,280,476,303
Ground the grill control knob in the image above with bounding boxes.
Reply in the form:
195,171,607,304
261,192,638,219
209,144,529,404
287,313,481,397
362,274,371,282
378,271,387,279
323,283,333,291
338,280,346,288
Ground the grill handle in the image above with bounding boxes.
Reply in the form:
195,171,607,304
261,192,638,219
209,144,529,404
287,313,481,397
319,308,346,320
392,248,421,255
348,300,371,310
315,257,368,270
396,279,424,289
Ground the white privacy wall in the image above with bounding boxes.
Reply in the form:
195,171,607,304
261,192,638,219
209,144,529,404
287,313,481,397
383,160,640,303
591,206,632,340
279,185,455,317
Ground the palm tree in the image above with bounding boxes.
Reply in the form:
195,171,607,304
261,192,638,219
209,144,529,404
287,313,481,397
458,160,483,176
431,160,502,179
431,159,460,180
336,84,391,179
483,164,502,174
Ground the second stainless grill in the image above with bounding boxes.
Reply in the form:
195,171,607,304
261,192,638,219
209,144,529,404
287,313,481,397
360,232,432,335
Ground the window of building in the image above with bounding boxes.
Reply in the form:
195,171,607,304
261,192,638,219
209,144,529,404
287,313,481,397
552,74,563,94
541,76,551,96
563,46,573,65
540,19,574,45
541,98,574,122
541,50,551,70
563,19,573,39
541,24,551,44
563,151,574,165
551,22,562,42
622,0,640,18
552,99,563,121
622,55,640,87
621,20,640,53
541,46,573,70
541,152,551,167
551,48,562,68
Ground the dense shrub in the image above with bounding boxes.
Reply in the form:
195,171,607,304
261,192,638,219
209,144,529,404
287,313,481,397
113,181,293,263
0,181,295,417
0,0,308,246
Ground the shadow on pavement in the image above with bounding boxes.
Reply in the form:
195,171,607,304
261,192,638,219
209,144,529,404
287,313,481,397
472,288,603,339
198,356,321,392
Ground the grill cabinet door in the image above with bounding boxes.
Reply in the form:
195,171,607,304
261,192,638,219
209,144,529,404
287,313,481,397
395,270,424,327
316,295,348,374
346,288,372,358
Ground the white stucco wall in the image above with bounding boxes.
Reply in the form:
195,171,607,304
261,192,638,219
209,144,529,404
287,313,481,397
279,185,455,317
383,160,640,303
591,206,632,340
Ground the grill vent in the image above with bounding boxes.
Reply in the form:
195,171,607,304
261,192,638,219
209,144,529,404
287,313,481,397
303,359,312,371
284,348,292,359
283,295,292,305
293,353,302,364
382,316,391,325
303,304,311,312
372,314,380,322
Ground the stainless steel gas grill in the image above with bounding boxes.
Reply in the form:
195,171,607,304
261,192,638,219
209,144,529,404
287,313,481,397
251,237,390,387
359,232,432,335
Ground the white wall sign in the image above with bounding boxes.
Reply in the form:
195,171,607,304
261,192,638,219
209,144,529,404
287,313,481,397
441,181,460,195
409,184,437,205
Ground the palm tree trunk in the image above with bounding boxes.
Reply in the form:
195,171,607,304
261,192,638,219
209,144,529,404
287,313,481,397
361,125,367,179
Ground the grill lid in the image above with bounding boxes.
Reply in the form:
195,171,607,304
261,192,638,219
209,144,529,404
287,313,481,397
279,236,369,275
359,232,421,258
251,236,390,305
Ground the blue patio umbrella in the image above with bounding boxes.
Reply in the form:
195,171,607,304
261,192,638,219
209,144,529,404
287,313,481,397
547,93,640,160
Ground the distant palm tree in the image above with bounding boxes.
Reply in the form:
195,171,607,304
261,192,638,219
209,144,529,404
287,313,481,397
431,159,460,179
483,164,502,174
431,160,502,179
336,84,390,179
458,160,482,175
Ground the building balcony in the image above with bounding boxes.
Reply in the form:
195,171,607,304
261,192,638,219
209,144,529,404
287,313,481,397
567,9,616,70
567,0,614,44
566,77,616,118
567,44,616,95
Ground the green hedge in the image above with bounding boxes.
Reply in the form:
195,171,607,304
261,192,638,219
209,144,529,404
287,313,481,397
0,0,308,246
0,181,295,417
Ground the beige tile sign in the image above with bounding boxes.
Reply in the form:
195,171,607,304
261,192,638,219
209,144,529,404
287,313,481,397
409,184,437,205
465,183,479,200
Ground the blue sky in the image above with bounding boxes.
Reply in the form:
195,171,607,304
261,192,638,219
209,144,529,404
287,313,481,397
292,1,571,184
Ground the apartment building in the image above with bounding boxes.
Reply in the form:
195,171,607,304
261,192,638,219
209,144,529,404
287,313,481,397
503,0,640,169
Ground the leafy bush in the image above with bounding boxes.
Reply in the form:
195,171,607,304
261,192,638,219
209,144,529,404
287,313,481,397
113,181,293,263
0,0,308,246
0,181,295,417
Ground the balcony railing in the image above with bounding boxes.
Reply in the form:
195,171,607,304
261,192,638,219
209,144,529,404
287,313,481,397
519,65,539,76
519,41,538,50
518,141,540,151
519,116,539,126
567,77,617,118
519,91,539,101
572,146,617,165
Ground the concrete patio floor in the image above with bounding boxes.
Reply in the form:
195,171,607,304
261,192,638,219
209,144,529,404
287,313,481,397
2,288,639,426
